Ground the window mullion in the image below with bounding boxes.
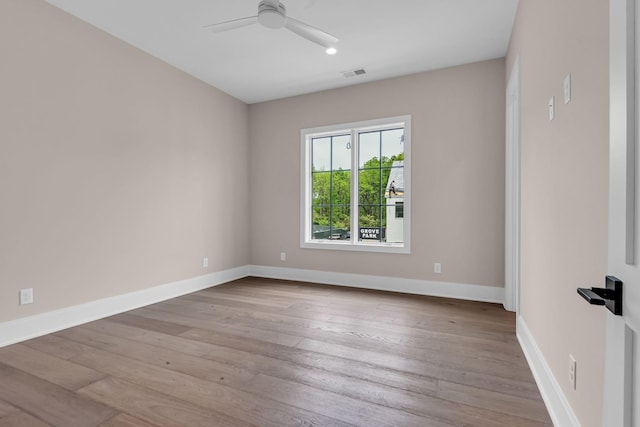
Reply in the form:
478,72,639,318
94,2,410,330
329,136,333,238
351,129,358,245
378,131,383,242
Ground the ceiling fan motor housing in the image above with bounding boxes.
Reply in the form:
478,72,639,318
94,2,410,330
258,1,287,29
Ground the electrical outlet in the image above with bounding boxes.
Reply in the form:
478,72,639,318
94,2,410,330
549,96,555,120
19,288,33,305
203,257,209,268
280,252,286,262
569,354,577,390
434,263,442,274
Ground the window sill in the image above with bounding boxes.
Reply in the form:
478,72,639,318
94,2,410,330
301,240,410,254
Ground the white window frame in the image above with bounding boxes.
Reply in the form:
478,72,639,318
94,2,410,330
300,115,411,254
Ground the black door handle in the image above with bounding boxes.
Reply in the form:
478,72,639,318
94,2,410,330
577,276,623,315
577,288,607,305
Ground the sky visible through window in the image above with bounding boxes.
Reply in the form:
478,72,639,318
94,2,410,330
312,129,404,172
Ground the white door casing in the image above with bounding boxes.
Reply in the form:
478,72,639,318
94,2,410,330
505,56,521,313
605,0,640,426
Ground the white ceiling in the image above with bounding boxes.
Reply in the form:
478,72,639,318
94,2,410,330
44,0,519,104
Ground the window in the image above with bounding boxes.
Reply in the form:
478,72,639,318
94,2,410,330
395,202,404,218
301,116,410,253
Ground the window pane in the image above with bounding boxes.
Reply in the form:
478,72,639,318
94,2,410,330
381,128,404,162
359,131,380,168
330,206,350,240
381,167,393,200
311,207,330,240
312,171,331,206
385,202,403,243
311,206,350,240
312,137,331,171
331,170,351,207
359,169,380,206
332,135,351,171
358,206,383,242
385,166,404,197
384,166,403,243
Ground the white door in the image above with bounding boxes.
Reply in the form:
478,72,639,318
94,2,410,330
605,0,640,425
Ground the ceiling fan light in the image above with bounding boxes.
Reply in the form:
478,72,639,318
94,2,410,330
326,47,337,55
258,10,286,29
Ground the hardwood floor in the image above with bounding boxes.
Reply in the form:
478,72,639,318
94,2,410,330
0,277,553,426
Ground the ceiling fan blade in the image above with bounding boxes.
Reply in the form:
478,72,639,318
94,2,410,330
284,17,338,48
203,16,258,32
304,0,319,10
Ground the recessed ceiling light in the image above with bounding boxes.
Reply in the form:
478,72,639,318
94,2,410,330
326,47,337,55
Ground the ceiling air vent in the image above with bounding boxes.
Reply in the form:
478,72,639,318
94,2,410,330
343,68,367,78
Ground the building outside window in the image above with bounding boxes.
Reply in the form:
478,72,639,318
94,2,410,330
301,116,411,253
386,173,404,243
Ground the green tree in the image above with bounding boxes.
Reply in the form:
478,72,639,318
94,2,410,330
311,152,404,235
358,153,404,228
312,169,351,230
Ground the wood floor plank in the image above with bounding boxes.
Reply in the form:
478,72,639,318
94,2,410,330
240,292,518,342
78,377,249,427
107,312,192,336
99,413,160,427
436,380,552,423
0,343,106,391
56,327,257,386
251,373,548,427
135,305,303,347
203,340,440,402
245,373,450,427
145,295,528,377
80,319,215,357
81,318,440,400
161,299,533,382
323,312,525,361
227,280,516,322
180,327,440,396
196,291,498,342
325,307,518,340
22,334,95,360
178,288,294,309
243,306,528,368
0,411,50,427
0,277,552,426
0,363,116,427
72,348,352,427
0,400,19,418
296,337,543,400
75,319,447,423
181,292,334,322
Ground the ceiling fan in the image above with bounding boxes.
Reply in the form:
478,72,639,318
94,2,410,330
204,0,339,51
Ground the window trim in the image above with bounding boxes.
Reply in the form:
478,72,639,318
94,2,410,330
300,115,411,254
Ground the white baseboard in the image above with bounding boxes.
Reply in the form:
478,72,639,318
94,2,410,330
1,264,504,348
249,265,505,304
517,316,581,427
0,266,249,348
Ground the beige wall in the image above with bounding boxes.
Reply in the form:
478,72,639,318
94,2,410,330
249,59,506,287
507,1,609,425
0,0,250,323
